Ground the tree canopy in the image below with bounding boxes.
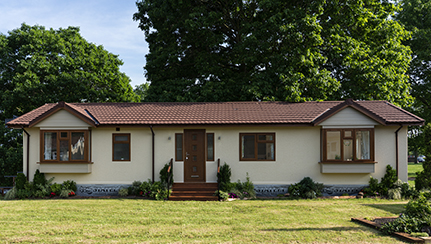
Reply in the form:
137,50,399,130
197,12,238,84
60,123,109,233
0,24,138,119
0,24,138,186
134,0,412,105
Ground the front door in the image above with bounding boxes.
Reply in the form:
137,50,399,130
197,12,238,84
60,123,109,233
184,129,206,182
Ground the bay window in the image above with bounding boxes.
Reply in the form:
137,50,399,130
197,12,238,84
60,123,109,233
40,130,88,163
323,129,374,162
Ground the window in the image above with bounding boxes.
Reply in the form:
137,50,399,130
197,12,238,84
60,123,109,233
113,134,130,161
175,133,183,161
40,130,88,163
240,133,275,161
323,129,374,162
207,133,214,161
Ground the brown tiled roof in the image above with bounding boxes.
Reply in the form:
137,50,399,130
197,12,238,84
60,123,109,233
6,100,424,128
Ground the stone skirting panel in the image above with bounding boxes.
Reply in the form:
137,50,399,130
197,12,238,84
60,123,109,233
254,184,367,197
77,184,130,196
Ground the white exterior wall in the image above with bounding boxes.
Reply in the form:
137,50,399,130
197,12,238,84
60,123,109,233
23,108,408,186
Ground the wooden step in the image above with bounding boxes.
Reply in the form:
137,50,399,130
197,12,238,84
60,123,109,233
169,183,219,201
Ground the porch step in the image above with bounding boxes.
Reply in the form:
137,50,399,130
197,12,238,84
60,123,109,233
169,183,218,201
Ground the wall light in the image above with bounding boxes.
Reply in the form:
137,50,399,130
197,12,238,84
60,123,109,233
218,136,221,140
168,136,171,140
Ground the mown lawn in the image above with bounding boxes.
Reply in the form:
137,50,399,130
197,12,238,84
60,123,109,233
408,162,423,186
0,198,408,243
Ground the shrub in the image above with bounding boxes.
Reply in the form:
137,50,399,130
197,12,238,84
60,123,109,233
118,188,129,197
62,180,77,192
215,190,229,200
60,189,71,198
380,165,397,196
15,173,27,190
416,123,431,191
288,177,324,199
131,181,142,196
217,163,232,192
4,187,16,200
388,188,402,200
232,173,256,199
33,169,46,186
50,183,63,195
140,180,153,197
16,189,30,199
159,163,173,188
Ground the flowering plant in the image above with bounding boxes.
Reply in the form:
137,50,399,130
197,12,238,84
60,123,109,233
50,192,56,197
68,191,76,197
229,193,238,199
139,191,144,196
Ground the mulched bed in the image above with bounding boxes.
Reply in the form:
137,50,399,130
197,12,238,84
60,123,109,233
352,217,430,243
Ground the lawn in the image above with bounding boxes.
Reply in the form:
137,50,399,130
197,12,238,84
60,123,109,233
0,198,409,243
408,162,423,186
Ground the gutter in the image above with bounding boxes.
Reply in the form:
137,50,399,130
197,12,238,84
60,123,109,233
150,125,155,183
22,127,30,181
395,125,403,178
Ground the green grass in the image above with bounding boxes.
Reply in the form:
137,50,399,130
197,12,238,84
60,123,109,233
0,198,409,243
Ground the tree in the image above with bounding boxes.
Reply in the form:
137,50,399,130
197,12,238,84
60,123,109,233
415,123,431,190
134,0,412,105
134,82,150,102
0,24,138,185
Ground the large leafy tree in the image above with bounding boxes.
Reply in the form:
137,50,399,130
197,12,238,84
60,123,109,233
0,24,138,186
134,0,412,105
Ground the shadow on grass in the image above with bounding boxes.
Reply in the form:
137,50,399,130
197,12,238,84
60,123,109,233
363,203,405,215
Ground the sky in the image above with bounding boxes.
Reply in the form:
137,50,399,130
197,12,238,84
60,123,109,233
0,0,148,88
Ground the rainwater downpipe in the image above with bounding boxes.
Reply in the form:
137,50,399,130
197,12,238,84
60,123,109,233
150,125,155,183
22,127,30,181
395,125,403,178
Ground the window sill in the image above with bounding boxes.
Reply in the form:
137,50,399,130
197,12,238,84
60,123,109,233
319,161,376,173
38,162,92,173
38,161,93,164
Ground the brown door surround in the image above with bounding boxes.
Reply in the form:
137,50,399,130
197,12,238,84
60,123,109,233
184,129,206,182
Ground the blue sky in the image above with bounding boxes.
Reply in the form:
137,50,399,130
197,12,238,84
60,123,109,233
0,0,148,88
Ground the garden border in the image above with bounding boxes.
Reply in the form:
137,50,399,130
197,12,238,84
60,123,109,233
351,217,429,243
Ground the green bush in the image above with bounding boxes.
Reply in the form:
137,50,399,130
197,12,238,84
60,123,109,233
33,169,46,186
380,165,397,196
16,189,30,199
59,189,71,198
131,181,142,196
232,173,256,199
159,163,173,188
50,183,63,195
288,177,324,199
4,187,16,200
118,188,129,197
140,180,153,197
415,123,431,191
217,163,232,192
62,180,77,192
15,173,27,190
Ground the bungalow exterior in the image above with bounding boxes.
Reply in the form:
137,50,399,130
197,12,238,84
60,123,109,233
6,99,424,197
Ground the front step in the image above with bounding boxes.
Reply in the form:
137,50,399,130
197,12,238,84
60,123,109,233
169,183,219,201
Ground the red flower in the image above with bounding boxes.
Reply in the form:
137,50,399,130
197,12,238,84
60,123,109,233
139,191,143,196
68,191,75,196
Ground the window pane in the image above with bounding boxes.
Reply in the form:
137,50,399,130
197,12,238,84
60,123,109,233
356,131,370,160
115,135,129,142
114,143,130,160
326,131,341,160
176,134,183,161
343,139,353,161
344,131,352,137
60,140,69,161
258,134,273,141
71,132,85,160
60,132,68,138
207,134,214,161
257,142,274,160
242,135,255,159
44,132,57,160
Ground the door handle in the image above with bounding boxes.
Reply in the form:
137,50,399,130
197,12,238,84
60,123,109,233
186,152,189,160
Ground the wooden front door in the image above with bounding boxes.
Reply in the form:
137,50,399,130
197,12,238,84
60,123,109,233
184,129,206,182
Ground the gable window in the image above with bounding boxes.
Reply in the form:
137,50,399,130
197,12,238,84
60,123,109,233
240,133,275,161
323,129,374,162
113,134,131,161
41,130,88,162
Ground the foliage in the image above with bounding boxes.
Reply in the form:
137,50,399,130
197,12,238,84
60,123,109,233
159,163,173,188
363,165,406,198
15,173,27,190
62,180,77,192
382,194,431,235
217,163,232,193
231,173,256,199
16,189,30,199
3,187,16,200
0,23,138,184
33,169,46,187
60,189,71,198
214,190,229,201
134,0,412,105
134,83,150,102
118,188,129,197
130,181,143,196
288,177,324,199
380,165,398,196
50,183,63,195
388,188,402,200
416,123,431,191
138,179,169,200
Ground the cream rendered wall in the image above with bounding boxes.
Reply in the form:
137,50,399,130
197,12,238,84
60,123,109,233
36,109,90,129
320,107,379,127
24,127,40,182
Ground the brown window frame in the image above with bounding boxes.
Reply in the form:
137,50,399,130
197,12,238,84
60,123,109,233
206,133,215,161
112,133,131,161
40,130,89,163
175,133,183,161
240,133,275,161
322,128,374,163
